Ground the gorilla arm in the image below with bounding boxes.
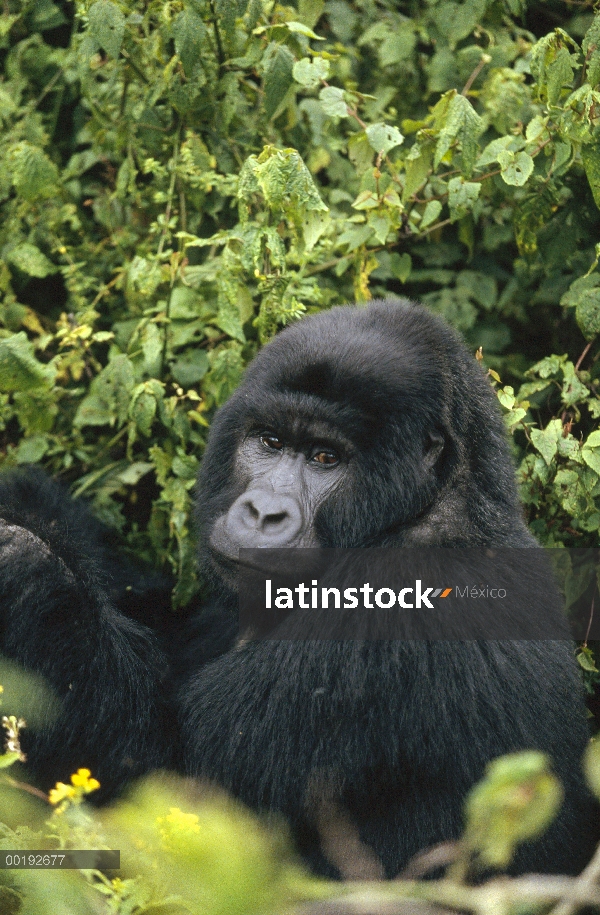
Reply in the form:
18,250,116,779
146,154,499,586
0,468,172,798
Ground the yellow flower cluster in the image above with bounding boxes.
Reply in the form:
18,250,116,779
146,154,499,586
49,768,100,811
158,806,200,833
157,807,200,852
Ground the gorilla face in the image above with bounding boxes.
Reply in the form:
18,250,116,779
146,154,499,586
196,298,530,589
209,426,348,557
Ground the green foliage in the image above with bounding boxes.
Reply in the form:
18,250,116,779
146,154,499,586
0,0,600,600
461,751,563,870
0,692,592,914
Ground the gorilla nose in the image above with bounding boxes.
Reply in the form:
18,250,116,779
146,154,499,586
225,489,303,547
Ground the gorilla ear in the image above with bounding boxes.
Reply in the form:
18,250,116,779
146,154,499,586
423,431,445,469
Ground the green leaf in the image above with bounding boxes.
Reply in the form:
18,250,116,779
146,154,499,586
172,451,200,479
9,142,59,201
72,395,111,428
528,354,567,378
318,85,348,118
583,17,600,88
118,462,154,486
530,29,578,106
0,751,23,769
368,213,392,244
263,45,294,119
582,145,600,210
561,274,600,340
88,0,125,58
292,56,329,89
477,135,522,168
129,387,157,437
582,436,600,474
16,435,49,464
74,354,134,428
171,350,210,387
420,199,442,229
531,419,562,465
297,0,325,29
447,176,481,221
464,751,562,869
286,20,324,39
169,286,204,320
433,0,487,50
336,224,373,252
434,92,484,176
498,150,534,187
141,322,163,378
0,333,55,393
6,243,57,278
126,256,163,304
497,386,515,409
365,122,404,156
582,451,600,480
378,29,416,67
585,430,600,449
402,142,433,202
205,346,245,406
391,252,412,283
216,285,246,343
585,739,600,801
238,146,327,216
172,8,207,77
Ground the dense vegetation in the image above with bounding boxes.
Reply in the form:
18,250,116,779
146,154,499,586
1,0,600,911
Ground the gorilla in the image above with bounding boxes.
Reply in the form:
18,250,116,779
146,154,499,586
0,299,595,877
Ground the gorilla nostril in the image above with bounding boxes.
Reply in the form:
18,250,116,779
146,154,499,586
248,502,260,521
262,511,288,531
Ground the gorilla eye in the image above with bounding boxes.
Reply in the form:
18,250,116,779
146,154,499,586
311,448,339,466
260,433,284,451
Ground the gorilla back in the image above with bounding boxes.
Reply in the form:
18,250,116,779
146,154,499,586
181,299,597,876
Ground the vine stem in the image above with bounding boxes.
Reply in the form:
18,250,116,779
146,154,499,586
158,120,183,376
461,53,492,96
157,119,182,259
575,341,593,372
208,0,225,71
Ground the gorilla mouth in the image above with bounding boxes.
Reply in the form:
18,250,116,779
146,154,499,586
209,544,303,580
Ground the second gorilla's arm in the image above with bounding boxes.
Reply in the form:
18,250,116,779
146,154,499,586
0,468,173,798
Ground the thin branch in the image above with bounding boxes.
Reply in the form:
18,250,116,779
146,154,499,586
584,593,595,647
208,0,225,71
551,840,600,915
32,68,63,110
419,217,453,237
157,120,182,259
2,776,50,804
461,53,492,96
575,341,593,372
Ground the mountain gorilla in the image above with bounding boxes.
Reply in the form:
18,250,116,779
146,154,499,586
0,299,595,877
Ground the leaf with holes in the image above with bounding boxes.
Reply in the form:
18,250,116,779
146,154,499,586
88,0,125,58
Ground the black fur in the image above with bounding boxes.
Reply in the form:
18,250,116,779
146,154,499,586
0,299,595,877
182,300,597,875
0,467,173,798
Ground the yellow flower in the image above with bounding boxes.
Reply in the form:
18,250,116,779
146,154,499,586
161,807,200,832
49,769,100,809
70,768,100,793
157,807,200,851
48,782,76,806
